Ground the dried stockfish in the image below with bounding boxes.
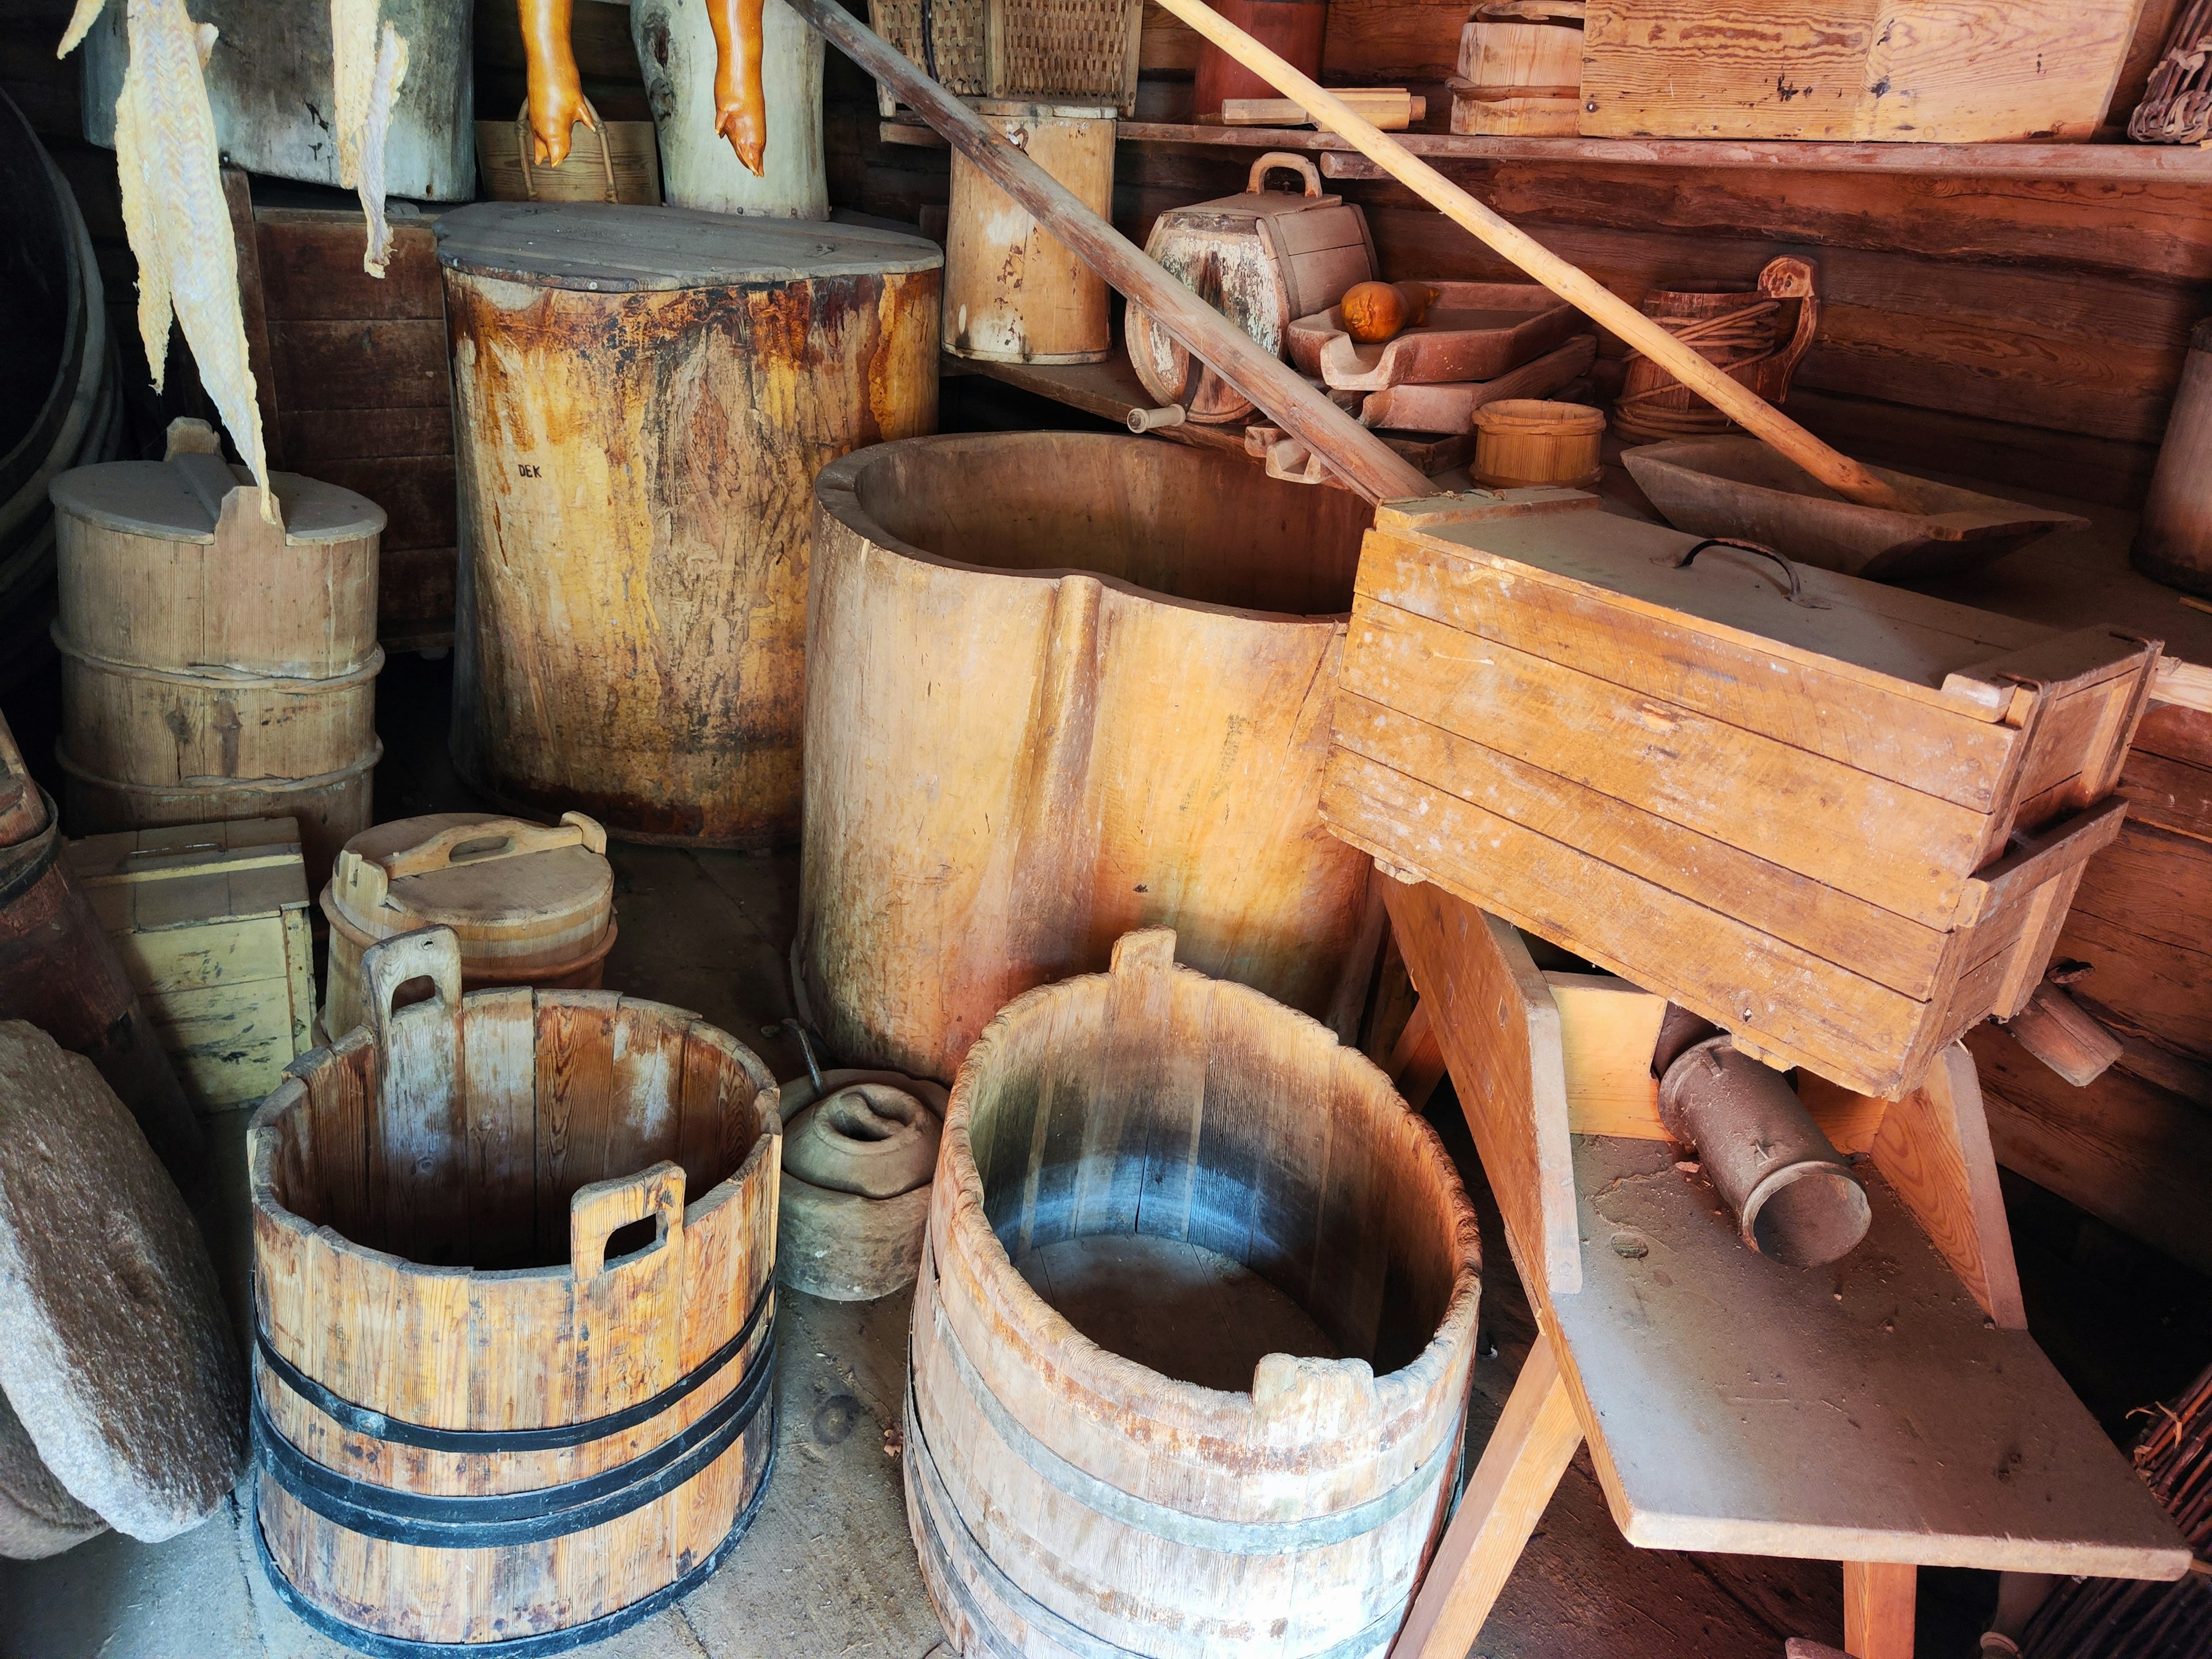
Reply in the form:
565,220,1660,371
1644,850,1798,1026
59,0,275,522
331,0,410,278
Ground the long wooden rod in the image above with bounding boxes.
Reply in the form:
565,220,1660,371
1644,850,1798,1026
783,0,1431,504
1150,0,1911,513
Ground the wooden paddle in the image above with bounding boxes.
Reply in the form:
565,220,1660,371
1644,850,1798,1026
1150,0,1912,513
785,0,1430,503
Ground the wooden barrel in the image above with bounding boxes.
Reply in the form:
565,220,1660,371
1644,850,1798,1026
51,440,385,888
910,929,1480,1659
2135,316,2212,596
798,432,1382,1084
249,927,782,1650
945,101,1115,364
1452,2,1585,137
1472,397,1605,488
441,202,941,847
1612,255,1820,442
320,809,618,1036
0,718,198,1182
632,0,830,219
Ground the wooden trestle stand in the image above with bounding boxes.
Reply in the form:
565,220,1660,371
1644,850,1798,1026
1378,879,2190,1659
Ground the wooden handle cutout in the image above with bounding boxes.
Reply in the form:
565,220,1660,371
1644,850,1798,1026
1248,150,1323,196
361,926,464,1043
570,1160,687,1280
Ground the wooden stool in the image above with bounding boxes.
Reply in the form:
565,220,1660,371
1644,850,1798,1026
1377,878,2190,1659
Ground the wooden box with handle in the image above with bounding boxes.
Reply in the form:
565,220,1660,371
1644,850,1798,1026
319,810,616,1038
1124,151,1376,425
1323,495,2162,1098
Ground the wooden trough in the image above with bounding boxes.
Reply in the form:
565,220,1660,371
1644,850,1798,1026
248,928,781,1652
908,929,1480,1659
1623,435,2091,583
796,431,1384,1084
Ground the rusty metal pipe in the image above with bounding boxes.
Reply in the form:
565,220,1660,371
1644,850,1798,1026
1657,1031,1871,1268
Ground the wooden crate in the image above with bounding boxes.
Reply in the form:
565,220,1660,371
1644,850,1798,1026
1323,496,2162,1098
65,819,316,1113
1578,1,2145,143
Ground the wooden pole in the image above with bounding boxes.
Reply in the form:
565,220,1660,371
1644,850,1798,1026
1147,0,1912,514
782,0,1432,505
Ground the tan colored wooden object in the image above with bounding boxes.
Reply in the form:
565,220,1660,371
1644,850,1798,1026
1580,1,2145,144
320,809,616,1037
1453,5,1584,136
64,818,315,1113
1211,89,1426,128
476,100,664,204
50,443,387,886
1330,498,2160,1098
1843,1562,1918,1659
1380,880,2189,1659
1126,151,1378,423
440,202,941,847
797,432,1383,1082
2135,317,2212,597
945,101,1115,364
250,928,781,1647
1388,1332,1582,1659
907,929,1481,1659
2001,981,2123,1086
1612,256,1820,442
1472,398,1603,488
1144,0,1915,512
1285,281,1584,393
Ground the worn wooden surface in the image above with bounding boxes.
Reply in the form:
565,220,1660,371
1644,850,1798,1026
634,0,831,218
1453,12,1582,135
65,819,315,1113
945,104,1116,362
798,432,1384,1084
250,943,782,1644
1578,1,2145,143
1328,500,2158,1096
2135,321,2212,593
321,810,616,1037
908,929,1481,1658
441,202,940,847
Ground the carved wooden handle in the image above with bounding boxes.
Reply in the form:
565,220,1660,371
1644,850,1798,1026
1248,150,1323,198
570,1160,687,1280
361,926,464,1048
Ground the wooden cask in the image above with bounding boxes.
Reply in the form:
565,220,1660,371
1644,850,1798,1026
64,818,316,1114
50,445,385,891
250,927,782,1650
1471,399,1604,488
320,810,618,1037
441,202,941,847
1325,495,2164,1099
1453,3,1584,136
910,929,1480,1659
797,432,1382,1084
945,101,1116,365
1125,153,1376,424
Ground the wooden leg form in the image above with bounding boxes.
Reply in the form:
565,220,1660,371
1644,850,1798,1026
1843,1561,1918,1659
1391,1331,1584,1659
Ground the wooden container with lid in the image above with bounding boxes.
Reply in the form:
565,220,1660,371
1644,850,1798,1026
319,811,616,1037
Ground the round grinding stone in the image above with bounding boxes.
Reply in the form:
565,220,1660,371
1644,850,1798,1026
0,1021,244,1540
784,1081,942,1199
0,1387,104,1559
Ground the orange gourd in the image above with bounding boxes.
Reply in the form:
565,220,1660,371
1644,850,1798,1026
1340,281,1437,344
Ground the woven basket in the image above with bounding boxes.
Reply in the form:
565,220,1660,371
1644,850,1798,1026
476,100,662,205
869,0,1142,116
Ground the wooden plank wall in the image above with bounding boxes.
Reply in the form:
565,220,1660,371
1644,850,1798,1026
828,0,2205,507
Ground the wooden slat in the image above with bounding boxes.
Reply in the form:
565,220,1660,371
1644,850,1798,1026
1843,1562,1918,1659
268,319,449,412
533,993,620,1261
462,988,539,1268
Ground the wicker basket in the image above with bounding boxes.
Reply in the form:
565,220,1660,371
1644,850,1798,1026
475,100,662,205
869,0,1142,116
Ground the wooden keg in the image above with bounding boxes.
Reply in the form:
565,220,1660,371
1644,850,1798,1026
2135,316,2212,596
632,0,829,219
1612,255,1820,442
1452,2,1585,136
50,434,385,889
798,432,1382,1084
1472,398,1605,488
320,809,618,1037
251,927,781,1650
441,202,941,847
910,929,1480,1659
945,101,1115,364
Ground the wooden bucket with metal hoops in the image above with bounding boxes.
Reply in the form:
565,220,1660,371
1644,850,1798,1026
248,926,781,1654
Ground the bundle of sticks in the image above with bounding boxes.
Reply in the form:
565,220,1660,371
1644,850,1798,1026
2020,1364,2212,1658
2129,0,2212,144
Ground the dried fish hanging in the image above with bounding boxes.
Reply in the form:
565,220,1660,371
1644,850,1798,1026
2013,1363,2212,1659
331,0,410,276
57,0,275,523
2129,0,2212,144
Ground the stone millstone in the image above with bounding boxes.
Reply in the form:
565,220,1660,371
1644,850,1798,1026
784,1081,942,1198
0,1385,104,1559
0,1021,244,1540
778,1070,947,1301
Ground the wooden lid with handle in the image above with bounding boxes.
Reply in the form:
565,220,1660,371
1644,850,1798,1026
327,810,613,945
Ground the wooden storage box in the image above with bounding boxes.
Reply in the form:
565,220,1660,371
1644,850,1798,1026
1578,0,2143,143
1324,497,2162,1098
64,818,316,1113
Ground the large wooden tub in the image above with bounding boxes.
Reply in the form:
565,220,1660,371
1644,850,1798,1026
798,432,1381,1083
910,930,1481,1659
248,928,781,1652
